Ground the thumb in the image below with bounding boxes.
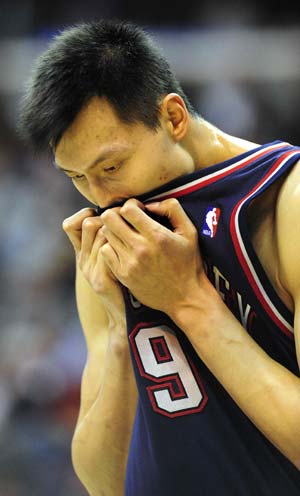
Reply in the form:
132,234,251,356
145,198,192,235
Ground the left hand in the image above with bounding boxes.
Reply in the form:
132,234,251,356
99,198,205,316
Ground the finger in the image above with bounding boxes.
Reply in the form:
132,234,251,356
89,228,107,266
100,241,120,278
62,207,97,252
119,198,164,237
95,237,120,283
101,225,128,256
145,198,193,236
81,216,105,262
101,207,139,247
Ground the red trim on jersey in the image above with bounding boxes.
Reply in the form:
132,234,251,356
230,150,298,339
150,142,289,202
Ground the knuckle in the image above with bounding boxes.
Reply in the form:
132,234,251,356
166,198,179,208
100,211,107,222
120,198,137,215
62,218,71,232
82,217,95,230
120,204,131,215
81,207,96,215
135,244,148,259
124,198,136,207
101,209,112,221
110,206,121,214
63,208,96,230
154,230,167,246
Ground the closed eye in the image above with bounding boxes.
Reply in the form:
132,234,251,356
70,163,121,180
104,165,118,173
72,174,85,180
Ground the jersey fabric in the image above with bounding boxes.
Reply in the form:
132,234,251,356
98,141,300,495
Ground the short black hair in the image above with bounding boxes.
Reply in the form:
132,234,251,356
18,20,197,152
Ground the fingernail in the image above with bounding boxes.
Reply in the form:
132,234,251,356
146,202,160,208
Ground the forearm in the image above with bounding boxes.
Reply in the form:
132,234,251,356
72,334,138,496
172,279,300,468
74,262,110,427
75,260,111,350
73,262,137,494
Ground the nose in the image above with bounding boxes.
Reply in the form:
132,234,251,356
88,177,123,209
87,178,111,208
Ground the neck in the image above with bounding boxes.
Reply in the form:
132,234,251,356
184,118,259,171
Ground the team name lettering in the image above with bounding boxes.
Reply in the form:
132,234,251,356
204,260,257,333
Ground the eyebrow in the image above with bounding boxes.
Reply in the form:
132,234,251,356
54,145,129,173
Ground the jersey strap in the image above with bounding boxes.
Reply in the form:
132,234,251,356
230,148,300,338
143,141,291,202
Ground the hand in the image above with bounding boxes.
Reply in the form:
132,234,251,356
99,198,207,317
62,207,125,324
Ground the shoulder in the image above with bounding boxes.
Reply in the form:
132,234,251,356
276,158,300,301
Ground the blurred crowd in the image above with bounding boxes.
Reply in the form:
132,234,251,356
0,98,88,495
2,0,300,36
1,2,300,495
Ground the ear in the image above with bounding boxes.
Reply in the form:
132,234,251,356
160,93,189,142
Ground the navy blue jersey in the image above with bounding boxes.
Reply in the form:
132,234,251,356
99,141,300,495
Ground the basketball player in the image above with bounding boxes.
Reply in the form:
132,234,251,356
18,21,300,495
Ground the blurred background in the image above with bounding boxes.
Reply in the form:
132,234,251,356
1,1,300,494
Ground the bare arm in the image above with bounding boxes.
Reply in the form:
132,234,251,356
63,209,137,496
74,263,109,429
172,283,300,468
73,264,137,495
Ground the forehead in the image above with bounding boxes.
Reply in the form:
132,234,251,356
55,96,138,169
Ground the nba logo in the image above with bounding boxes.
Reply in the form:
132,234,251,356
201,207,221,238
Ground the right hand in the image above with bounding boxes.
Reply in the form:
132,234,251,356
62,207,125,324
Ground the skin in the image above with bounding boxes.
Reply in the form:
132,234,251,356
57,94,300,476
56,93,290,307
55,94,257,209
56,94,195,208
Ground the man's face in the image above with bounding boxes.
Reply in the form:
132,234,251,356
55,96,194,208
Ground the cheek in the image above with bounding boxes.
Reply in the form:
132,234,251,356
158,165,173,182
139,158,170,187
148,160,175,186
